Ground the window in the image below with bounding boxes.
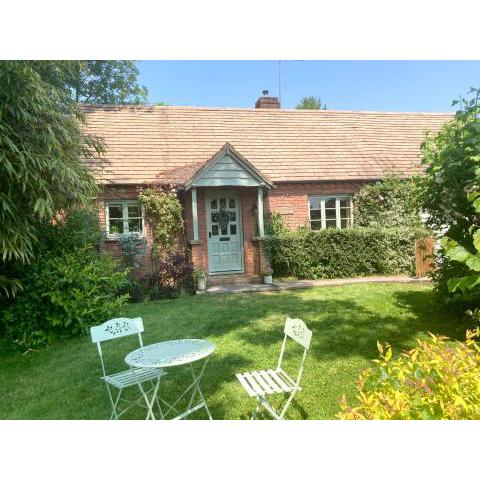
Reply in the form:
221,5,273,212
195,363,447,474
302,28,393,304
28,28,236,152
308,195,353,230
105,201,144,238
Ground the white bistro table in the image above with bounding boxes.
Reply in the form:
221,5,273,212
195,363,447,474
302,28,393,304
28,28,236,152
125,339,215,420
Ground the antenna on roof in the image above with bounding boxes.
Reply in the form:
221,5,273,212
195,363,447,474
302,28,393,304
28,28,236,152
278,60,282,107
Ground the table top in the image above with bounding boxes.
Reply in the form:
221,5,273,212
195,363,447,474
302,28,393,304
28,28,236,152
125,339,215,369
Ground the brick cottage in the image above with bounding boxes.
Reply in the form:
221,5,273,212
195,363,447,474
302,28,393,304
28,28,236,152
83,92,452,284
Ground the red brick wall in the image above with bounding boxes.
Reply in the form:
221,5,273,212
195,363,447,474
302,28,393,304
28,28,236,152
265,181,365,230
98,185,154,276
98,181,369,277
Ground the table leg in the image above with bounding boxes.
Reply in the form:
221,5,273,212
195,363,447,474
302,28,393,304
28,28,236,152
130,367,163,420
173,357,212,420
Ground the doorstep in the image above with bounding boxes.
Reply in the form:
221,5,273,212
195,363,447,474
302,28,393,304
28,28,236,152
197,275,431,295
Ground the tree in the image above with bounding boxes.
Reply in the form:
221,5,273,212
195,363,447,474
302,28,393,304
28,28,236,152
0,61,103,295
295,96,327,110
418,88,480,305
35,61,148,104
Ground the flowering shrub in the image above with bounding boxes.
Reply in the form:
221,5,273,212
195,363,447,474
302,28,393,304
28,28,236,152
338,329,480,420
143,253,194,299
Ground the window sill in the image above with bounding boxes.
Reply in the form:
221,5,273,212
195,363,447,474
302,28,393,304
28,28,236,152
105,234,146,242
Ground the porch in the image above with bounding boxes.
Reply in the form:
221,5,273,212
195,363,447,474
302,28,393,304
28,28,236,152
178,143,273,283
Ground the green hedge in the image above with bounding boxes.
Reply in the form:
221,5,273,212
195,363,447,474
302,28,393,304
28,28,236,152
263,227,430,279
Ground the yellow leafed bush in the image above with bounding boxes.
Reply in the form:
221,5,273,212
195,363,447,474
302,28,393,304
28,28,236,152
338,329,480,420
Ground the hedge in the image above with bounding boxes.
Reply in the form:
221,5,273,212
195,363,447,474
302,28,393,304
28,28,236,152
263,226,430,279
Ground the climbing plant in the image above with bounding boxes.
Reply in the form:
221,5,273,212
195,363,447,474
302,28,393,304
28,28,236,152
138,187,184,261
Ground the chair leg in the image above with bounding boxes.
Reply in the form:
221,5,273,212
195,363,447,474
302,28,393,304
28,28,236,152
104,382,119,420
251,397,261,420
278,387,299,419
110,389,123,420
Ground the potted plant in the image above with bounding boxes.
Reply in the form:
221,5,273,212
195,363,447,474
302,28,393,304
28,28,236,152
193,267,208,291
262,266,273,285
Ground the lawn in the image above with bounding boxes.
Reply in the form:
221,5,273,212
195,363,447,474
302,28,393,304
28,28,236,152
0,283,470,420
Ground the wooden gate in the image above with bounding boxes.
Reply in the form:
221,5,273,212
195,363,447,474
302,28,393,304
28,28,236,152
415,236,434,278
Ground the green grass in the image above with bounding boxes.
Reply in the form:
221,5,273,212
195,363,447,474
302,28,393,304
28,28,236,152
0,283,471,419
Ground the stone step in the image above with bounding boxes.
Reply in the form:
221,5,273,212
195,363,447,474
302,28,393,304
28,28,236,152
207,273,260,286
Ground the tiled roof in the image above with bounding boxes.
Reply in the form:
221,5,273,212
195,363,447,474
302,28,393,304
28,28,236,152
82,105,453,185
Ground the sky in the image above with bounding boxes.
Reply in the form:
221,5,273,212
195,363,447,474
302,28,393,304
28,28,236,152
138,60,480,112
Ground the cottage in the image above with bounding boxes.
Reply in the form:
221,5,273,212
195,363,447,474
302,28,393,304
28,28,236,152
83,92,451,284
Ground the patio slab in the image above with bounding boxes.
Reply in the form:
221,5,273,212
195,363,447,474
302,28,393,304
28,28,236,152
198,275,431,295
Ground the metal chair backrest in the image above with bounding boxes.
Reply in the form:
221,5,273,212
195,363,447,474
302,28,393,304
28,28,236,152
276,317,312,387
90,317,145,377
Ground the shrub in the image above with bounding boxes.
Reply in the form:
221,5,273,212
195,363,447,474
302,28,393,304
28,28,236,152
118,232,147,270
143,253,194,299
0,207,129,349
338,329,480,420
354,176,421,228
263,226,429,279
1,247,129,348
417,89,480,306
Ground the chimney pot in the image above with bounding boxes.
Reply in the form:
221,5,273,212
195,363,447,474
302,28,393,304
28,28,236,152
255,90,280,109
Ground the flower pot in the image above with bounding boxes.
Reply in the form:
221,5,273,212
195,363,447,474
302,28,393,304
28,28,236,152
263,275,273,285
197,277,207,291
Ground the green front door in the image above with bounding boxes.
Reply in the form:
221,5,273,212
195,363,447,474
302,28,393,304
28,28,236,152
206,192,244,273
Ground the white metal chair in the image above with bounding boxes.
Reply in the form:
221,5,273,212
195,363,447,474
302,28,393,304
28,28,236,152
90,317,166,420
236,317,312,420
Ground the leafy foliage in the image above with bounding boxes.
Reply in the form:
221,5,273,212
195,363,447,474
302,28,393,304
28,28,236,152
339,329,480,420
295,96,327,110
118,233,147,270
418,88,480,308
263,224,429,279
138,187,184,261
354,176,421,228
1,248,129,348
143,253,194,299
34,60,148,104
418,89,480,243
0,209,129,348
0,61,103,295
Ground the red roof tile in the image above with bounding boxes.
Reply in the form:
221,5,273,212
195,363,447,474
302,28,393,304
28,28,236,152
82,105,453,185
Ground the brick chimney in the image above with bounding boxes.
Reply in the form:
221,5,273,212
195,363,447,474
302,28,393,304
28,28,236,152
255,90,280,109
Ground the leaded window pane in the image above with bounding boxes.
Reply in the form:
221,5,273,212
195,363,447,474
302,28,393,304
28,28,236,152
229,198,235,208
325,208,336,220
325,198,336,209
128,205,141,217
325,219,337,228
221,225,228,235
210,199,217,210
310,209,322,220
108,205,123,219
230,224,237,235
311,220,322,230
128,218,142,233
229,211,236,221
109,219,124,234
212,225,219,236
220,198,226,209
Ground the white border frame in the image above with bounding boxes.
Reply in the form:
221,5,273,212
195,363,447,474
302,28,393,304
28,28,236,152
308,194,353,230
105,200,146,240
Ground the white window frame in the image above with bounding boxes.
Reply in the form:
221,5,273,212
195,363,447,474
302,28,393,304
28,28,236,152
105,200,145,239
308,195,353,230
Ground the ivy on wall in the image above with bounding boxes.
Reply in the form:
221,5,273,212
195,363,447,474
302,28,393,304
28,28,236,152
138,187,184,262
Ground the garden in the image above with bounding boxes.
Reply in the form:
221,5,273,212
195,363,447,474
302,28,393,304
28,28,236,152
0,282,471,420
3,62,480,420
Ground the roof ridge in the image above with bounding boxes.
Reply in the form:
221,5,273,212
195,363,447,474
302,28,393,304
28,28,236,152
80,104,453,116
